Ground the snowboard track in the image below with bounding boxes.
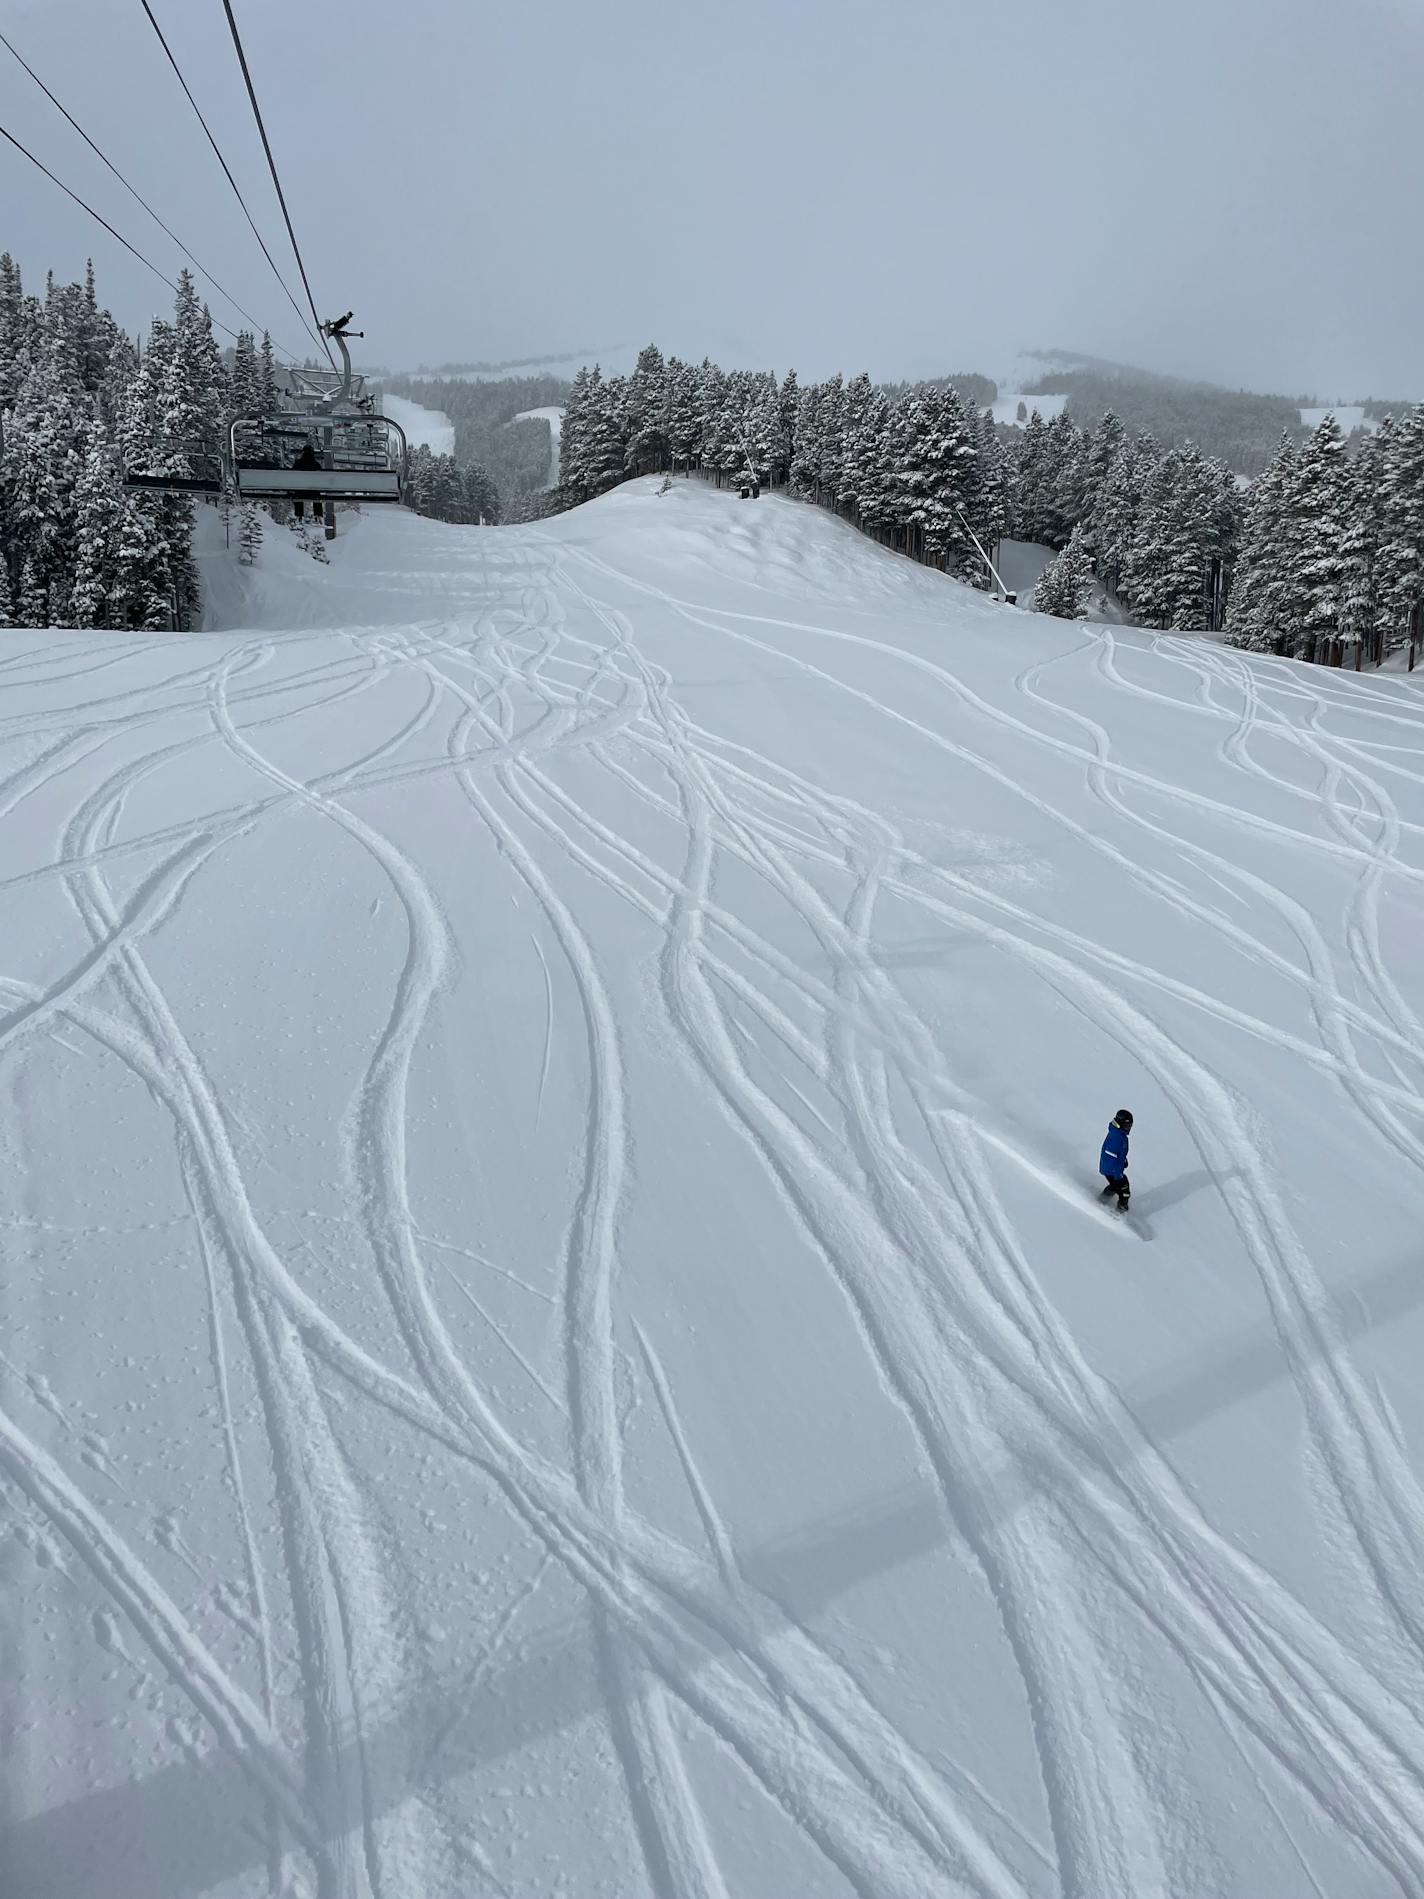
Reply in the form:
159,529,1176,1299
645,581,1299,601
3,495,1423,1898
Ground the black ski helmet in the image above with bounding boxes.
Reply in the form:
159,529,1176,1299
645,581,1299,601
1114,1109,1134,1132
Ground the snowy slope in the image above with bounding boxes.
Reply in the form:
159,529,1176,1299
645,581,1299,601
4,480,1424,1899
1299,403,1378,437
378,391,456,456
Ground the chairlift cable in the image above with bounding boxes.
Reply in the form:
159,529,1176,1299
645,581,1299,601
137,0,326,358
0,116,252,346
0,27,303,362
219,0,337,370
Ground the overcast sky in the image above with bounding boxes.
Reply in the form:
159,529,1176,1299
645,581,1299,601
1,0,1419,397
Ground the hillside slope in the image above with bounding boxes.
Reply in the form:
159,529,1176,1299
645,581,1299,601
3,482,1424,1899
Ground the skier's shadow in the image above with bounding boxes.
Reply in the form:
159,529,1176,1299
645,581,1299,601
1130,1167,1219,1219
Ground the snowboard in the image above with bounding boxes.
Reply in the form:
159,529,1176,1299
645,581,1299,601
1092,1182,1148,1238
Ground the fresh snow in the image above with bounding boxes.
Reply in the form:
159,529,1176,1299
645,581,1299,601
379,390,456,455
4,478,1424,1898
990,388,1068,427
512,404,564,488
1299,403,1377,436
997,537,1125,623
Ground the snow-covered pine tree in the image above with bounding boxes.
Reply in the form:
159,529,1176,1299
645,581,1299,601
1079,410,1125,560
238,500,263,564
790,381,822,496
898,384,977,572
1374,404,1424,658
1093,430,1158,597
258,331,279,417
852,392,894,537
1279,415,1351,659
558,364,594,501
1338,419,1389,658
429,452,463,517
69,420,124,627
1132,444,1221,632
0,557,11,629
586,372,630,491
1013,409,1051,544
3,350,83,612
624,343,669,476
666,357,702,474
973,407,1010,569
17,555,48,627
462,462,500,522
816,375,846,509
405,444,435,513
878,393,923,551
695,360,727,480
837,373,878,519
1225,435,1295,652
112,494,172,630
1046,410,1088,549
0,251,28,410
230,330,260,424
776,369,799,486
748,372,784,487
1034,523,1093,618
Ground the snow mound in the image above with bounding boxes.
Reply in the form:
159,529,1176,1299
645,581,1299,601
5,477,1424,1898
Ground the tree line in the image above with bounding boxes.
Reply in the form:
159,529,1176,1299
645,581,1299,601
553,344,1424,664
1226,415,1424,663
0,252,287,630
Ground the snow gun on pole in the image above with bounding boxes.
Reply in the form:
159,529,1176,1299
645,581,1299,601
953,502,1015,604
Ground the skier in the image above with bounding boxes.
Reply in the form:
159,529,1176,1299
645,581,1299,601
1099,1109,1133,1209
292,440,321,521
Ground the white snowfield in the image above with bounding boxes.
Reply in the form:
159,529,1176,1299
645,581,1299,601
1299,404,1377,437
4,480,1424,1899
378,391,456,457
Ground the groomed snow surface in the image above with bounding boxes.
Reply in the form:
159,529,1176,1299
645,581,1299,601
4,480,1424,1899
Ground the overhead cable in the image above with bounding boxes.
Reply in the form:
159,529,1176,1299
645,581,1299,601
0,116,256,345
219,0,336,369
0,26,302,359
137,0,325,358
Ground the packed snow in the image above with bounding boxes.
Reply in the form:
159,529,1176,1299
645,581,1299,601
4,479,1424,1899
378,391,456,456
512,404,565,488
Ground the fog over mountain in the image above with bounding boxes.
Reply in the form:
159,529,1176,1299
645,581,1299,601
1,0,1420,395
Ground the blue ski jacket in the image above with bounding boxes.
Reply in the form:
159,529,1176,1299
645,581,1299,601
1100,1123,1129,1177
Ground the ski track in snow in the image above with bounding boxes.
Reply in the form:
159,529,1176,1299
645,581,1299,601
3,484,1424,1897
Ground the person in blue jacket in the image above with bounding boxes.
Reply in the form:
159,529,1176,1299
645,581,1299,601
1100,1109,1133,1208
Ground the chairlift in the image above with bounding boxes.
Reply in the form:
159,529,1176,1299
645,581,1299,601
229,314,407,504
123,311,408,507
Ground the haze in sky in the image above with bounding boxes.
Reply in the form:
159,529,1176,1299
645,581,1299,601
0,0,1419,396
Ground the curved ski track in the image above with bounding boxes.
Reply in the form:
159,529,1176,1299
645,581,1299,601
3,496,1423,1898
